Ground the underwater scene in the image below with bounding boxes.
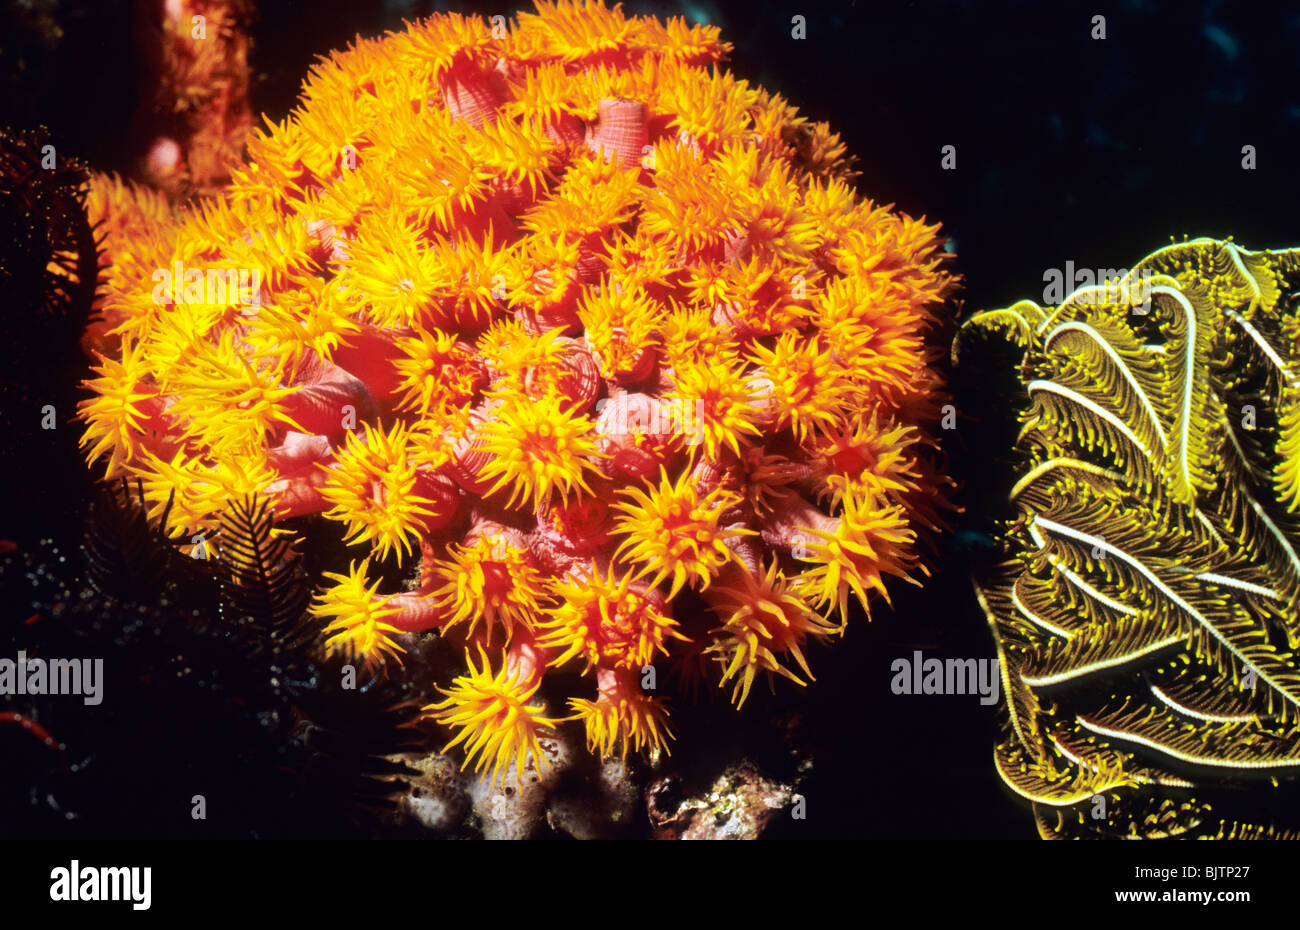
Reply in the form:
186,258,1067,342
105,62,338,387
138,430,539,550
2,0,1299,880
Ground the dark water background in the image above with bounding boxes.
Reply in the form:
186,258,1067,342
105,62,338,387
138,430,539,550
1,0,1297,839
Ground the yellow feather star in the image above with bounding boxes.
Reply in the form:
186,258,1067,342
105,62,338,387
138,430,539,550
958,239,1300,838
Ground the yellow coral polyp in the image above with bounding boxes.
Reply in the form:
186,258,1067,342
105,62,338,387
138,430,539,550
747,333,852,441
463,116,561,198
432,533,547,639
522,153,642,238
245,280,360,377
662,65,757,153
310,559,407,671
639,144,735,257
403,12,501,81
77,348,161,479
707,561,841,706
478,389,603,509
686,257,810,336
811,416,923,506
138,446,275,539
501,232,584,320
794,489,918,618
570,685,674,761
502,60,583,130
612,467,753,598
392,327,481,417
319,423,440,564
518,0,638,65
667,356,764,459
577,280,665,380
659,302,740,369
425,647,560,788
537,565,686,671
165,331,303,443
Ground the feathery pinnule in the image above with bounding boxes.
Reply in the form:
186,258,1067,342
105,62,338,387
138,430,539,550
959,238,1300,839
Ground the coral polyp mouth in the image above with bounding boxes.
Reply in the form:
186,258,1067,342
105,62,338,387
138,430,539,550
432,528,545,640
478,389,603,509
77,0,957,784
612,467,753,599
538,563,685,673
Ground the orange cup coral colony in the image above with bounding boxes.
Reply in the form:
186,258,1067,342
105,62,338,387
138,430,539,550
78,0,957,786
